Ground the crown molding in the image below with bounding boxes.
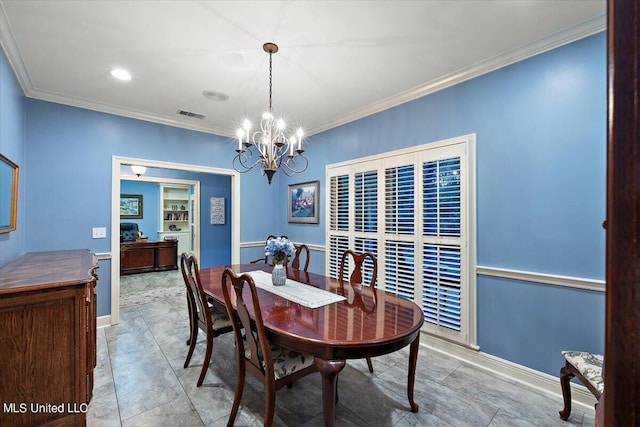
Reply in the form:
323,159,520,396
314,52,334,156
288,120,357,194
27,88,233,137
307,15,606,136
0,3,605,138
0,2,32,94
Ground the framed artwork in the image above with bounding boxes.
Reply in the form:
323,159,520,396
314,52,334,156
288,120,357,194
210,197,225,224
120,194,143,219
288,180,319,224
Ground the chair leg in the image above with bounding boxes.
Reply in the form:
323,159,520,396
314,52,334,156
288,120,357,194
183,321,198,369
559,364,575,420
227,360,245,427
264,379,276,427
366,357,374,373
186,296,195,345
197,333,213,387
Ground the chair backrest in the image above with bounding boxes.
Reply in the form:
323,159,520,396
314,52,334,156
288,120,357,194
339,249,377,288
120,222,139,241
221,268,272,377
338,250,378,312
291,243,310,272
180,253,211,331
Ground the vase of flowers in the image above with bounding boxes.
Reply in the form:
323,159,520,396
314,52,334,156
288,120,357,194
265,236,295,286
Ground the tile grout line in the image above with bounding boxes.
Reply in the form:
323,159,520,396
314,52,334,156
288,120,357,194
142,298,209,426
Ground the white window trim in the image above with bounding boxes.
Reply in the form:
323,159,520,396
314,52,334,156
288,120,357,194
325,134,477,347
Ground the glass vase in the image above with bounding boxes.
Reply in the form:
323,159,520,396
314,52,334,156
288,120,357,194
272,262,286,286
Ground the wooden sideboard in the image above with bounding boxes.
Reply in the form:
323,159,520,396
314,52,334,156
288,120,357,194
120,239,178,275
0,249,98,427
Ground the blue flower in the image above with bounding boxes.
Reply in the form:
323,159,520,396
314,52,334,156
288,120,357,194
265,236,295,263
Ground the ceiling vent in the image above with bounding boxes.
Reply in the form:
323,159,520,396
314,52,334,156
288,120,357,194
176,109,206,120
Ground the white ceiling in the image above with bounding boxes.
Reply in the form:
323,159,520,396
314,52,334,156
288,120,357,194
0,1,605,138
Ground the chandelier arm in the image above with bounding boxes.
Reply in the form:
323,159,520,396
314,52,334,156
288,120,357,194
233,146,264,172
279,153,309,175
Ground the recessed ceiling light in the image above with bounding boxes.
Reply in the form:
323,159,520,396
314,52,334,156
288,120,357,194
203,90,229,102
110,68,132,81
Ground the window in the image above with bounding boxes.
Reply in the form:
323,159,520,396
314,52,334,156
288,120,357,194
326,135,476,346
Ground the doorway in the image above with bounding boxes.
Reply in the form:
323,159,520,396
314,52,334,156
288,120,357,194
110,156,240,325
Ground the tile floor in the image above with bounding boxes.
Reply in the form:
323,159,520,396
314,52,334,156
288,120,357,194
87,272,595,426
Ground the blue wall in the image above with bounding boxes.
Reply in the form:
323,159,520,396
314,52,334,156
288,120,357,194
120,180,159,238
128,167,233,268
0,32,605,378
277,33,607,376
0,48,25,265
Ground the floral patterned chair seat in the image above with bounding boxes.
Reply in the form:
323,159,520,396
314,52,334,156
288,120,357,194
559,350,604,421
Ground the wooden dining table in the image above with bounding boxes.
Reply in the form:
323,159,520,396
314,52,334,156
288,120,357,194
198,263,424,427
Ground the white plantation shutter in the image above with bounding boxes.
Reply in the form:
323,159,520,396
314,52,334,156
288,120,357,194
424,158,461,237
326,136,474,346
329,235,349,279
423,244,461,331
384,240,415,300
330,175,349,231
328,172,350,279
354,171,378,233
421,150,464,338
385,165,415,235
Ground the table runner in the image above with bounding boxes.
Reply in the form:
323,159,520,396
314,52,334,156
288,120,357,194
244,270,346,309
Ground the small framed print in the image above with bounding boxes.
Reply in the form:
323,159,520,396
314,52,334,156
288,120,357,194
120,194,143,219
288,180,319,224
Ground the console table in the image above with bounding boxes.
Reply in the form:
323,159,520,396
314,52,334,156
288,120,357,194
0,249,97,426
120,239,178,274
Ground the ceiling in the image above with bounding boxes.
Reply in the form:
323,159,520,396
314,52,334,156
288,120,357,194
0,1,606,138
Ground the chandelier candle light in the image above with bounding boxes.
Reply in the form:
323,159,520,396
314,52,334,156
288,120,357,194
233,43,308,185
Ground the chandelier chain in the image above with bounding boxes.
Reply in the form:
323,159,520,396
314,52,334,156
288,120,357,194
268,51,273,114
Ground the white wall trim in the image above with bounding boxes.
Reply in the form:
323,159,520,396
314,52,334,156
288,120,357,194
110,156,240,325
422,333,597,413
241,240,325,252
328,134,475,169
477,265,605,292
96,315,111,329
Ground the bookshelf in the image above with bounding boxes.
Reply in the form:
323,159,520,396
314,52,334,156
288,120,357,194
158,184,191,259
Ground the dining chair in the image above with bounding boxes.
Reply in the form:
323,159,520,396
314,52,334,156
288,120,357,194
180,253,234,387
339,249,378,373
290,243,310,271
221,267,318,427
249,235,289,264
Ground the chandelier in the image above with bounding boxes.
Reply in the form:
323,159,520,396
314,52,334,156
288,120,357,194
233,43,307,185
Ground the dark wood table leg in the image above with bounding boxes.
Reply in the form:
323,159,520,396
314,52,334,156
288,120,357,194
407,333,420,412
315,357,346,427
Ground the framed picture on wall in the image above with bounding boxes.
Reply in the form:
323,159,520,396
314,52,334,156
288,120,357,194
120,194,143,219
288,180,319,224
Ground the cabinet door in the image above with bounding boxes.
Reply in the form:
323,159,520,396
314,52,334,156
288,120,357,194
0,288,86,426
157,242,178,269
121,244,155,273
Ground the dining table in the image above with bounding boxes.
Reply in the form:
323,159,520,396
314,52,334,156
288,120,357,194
198,263,425,427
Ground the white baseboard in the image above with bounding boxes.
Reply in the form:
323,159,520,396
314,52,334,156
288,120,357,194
96,315,111,328
422,334,596,413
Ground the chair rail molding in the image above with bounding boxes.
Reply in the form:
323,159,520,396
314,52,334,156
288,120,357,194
476,265,605,292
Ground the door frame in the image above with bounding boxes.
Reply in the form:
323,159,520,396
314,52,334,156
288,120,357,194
110,156,240,324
